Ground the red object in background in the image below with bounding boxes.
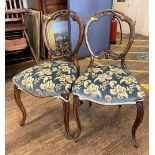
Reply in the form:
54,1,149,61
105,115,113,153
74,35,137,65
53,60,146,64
110,18,118,44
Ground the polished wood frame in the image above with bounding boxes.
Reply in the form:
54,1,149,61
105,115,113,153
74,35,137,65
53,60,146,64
42,10,84,75
85,9,135,69
73,9,144,147
14,10,84,138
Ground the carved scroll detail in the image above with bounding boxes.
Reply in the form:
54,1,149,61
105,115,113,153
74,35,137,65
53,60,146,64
96,50,121,60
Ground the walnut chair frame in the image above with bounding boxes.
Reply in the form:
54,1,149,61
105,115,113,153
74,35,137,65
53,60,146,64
5,0,38,63
14,10,84,138
73,9,144,147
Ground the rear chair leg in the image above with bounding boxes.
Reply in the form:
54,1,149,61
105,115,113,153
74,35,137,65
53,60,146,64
14,85,27,126
73,95,81,142
132,101,144,147
80,101,83,105
62,100,70,138
89,101,92,107
80,101,92,107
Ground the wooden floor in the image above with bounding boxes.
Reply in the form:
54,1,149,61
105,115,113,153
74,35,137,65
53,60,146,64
6,34,149,155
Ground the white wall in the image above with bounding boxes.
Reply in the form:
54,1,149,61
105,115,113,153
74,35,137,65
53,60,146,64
113,0,149,36
23,0,28,8
135,0,149,36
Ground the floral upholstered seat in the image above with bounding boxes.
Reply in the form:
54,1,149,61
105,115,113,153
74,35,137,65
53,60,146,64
73,65,145,105
13,60,78,101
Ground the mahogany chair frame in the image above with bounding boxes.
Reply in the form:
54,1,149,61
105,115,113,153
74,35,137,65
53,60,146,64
73,9,144,147
5,0,38,63
14,10,84,137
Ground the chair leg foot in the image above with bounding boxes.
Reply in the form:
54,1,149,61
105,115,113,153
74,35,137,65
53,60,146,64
80,101,92,107
61,95,71,139
89,101,92,107
80,101,83,105
132,101,144,147
14,85,27,126
73,95,81,142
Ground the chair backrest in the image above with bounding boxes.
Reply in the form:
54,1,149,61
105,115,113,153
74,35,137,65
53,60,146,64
85,9,135,69
5,0,27,25
42,10,84,72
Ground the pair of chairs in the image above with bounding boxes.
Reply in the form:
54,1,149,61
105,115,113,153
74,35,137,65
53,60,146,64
13,9,145,147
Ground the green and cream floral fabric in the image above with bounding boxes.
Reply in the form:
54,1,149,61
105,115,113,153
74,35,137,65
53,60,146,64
73,65,145,105
13,60,78,101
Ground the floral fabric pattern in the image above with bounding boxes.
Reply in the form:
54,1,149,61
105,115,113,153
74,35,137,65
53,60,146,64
13,60,78,101
73,65,145,105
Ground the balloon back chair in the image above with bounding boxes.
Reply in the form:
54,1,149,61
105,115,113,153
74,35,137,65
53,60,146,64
13,10,84,137
5,0,38,63
72,9,145,147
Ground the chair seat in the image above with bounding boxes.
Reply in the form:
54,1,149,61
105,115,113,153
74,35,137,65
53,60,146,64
5,38,27,51
13,60,78,101
73,65,145,105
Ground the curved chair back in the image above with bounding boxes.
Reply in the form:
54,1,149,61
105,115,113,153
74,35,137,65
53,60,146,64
42,10,84,72
85,9,135,68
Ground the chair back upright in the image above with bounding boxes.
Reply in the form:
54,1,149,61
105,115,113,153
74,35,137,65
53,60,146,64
85,9,135,69
42,10,84,74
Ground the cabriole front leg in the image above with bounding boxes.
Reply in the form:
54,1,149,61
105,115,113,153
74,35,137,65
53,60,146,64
132,101,144,147
14,85,27,126
73,95,81,142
